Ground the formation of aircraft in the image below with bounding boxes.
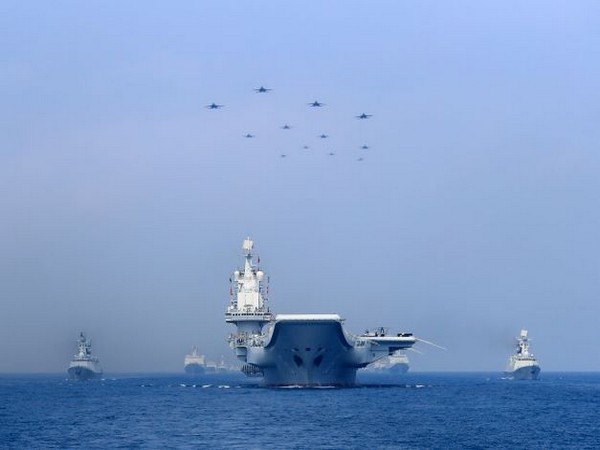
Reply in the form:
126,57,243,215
205,87,372,161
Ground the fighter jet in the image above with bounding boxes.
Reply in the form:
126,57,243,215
244,133,255,138
308,100,325,107
254,86,272,93
319,134,329,139
281,124,293,130
355,113,372,119
205,103,224,109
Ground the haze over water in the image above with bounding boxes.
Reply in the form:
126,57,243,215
1,1,599,373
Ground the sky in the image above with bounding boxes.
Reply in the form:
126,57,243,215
1,1,599,373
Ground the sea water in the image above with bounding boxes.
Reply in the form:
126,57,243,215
1,372,598,449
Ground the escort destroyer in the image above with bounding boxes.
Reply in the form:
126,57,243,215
67,332,102,380
505,329,541,380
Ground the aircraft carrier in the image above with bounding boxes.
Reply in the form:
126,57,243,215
225,238,416,386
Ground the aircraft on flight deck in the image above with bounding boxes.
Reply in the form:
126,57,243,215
356,113,372,119
205,103,224,109
254,86,272,93
308,100,325,107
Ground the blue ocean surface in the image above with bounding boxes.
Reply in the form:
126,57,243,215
1,372,599,449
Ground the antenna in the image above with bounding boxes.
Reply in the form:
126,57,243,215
415,337,447,351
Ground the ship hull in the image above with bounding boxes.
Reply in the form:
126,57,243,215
388,363,409,374
246,319,357,386
505,364,540,380
243,317,415,386
184,363,205,375
68,365,102,381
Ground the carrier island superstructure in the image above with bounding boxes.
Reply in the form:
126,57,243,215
225,238,417,386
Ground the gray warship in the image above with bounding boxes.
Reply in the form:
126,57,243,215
225,238,417,386
504,329,541,380
67,332,102,380
368,348,410,374
184,346,206,374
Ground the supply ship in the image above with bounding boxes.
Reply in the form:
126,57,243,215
504,329,540,380
67,332,102,380
368,348,410,374
386,350,410,373
225,238,417,386
184,346,206,374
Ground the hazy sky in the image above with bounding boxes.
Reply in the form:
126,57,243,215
1,1,599,373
